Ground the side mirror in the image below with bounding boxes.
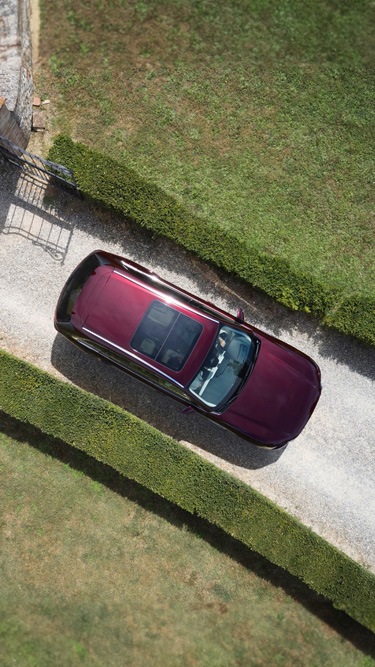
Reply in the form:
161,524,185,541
236,307,244,323
182,405,197,415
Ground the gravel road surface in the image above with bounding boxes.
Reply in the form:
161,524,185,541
1,163,375,572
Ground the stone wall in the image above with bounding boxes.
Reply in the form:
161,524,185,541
0,95,28,146
0,0,33,148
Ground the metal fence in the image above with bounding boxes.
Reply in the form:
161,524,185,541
0,135,80,196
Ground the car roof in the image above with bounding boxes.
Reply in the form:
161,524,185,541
73,264,219,386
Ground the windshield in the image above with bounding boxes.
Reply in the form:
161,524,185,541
188,325,256,410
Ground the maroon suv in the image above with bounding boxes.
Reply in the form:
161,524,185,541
54,250,321,449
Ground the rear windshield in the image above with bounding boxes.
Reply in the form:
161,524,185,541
56,253,101,323
130,300,203,372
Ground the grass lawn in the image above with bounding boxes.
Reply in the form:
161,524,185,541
1,412,375,666
35,0,375,300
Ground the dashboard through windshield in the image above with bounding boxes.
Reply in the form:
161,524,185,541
188,325,257,411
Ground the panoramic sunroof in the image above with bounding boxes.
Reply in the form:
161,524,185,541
130,300,203,371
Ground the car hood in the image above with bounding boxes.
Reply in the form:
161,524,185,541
219,336,321,447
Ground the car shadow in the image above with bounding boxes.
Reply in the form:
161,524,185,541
51,334,285,471
46,183,374,470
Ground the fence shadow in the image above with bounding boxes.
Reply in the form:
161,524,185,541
0,158,73,263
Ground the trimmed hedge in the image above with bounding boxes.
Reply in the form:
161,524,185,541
49,135,375,346
1,347,375,632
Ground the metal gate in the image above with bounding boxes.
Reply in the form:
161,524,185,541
0,135,80,196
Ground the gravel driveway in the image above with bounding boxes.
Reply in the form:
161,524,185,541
1,162,375,573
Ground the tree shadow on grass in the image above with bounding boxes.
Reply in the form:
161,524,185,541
1,411,374,658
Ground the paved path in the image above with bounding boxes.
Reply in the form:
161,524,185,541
1,163,375,572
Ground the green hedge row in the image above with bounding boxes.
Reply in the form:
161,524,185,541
49,135,375,346
1,347,375,632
